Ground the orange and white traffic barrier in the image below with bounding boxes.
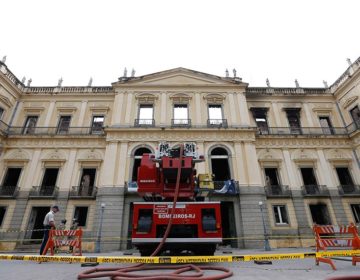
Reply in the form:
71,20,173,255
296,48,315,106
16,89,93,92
42,228,83,257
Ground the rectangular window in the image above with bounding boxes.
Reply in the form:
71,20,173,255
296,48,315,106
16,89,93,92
351,204,360,223
79,168,96,195
350,106,360,124
273,205,289,225
0,206,6,227
251,108,269,134
57,116,71,134
41,168,59,187
285,109,301,134
138,105,154,125
336,167,354,186
319,116,333,135
91,116,104,134
23,116,38,134
208,105,223,125
73,207,88,227
2,168,22,186
0,108,4,120
264,168,280,186
300,168,318,186
173,104,189,125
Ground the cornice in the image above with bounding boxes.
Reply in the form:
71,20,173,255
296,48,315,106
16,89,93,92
3,137,106,148
255,137,352,149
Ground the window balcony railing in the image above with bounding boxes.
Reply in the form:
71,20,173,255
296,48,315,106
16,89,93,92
338,185,360,196
301,185,330,197
29,186,59,198
171,119,191,127
69,186,97,199
264,185,292,197
207,119,228,128
0,185,18,198
134,119,155,127
7,126,105,136
0,120,9,135
257,127,349,136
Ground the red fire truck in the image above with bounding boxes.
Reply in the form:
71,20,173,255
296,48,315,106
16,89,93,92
131,143,222,256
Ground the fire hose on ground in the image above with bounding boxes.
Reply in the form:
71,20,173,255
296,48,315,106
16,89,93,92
77,144,233,280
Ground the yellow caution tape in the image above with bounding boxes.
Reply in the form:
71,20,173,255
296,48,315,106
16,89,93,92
0,250,359,264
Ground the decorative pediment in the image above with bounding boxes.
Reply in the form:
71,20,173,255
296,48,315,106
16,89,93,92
291,149,317,162
114,68,244,87
41,150,67,164
77,149,103,163
23,106,46,114
342,96,358,109
325,149,352,162
257,149,283,163
0,95,12,108
169,93,192,103
203,93,226,104
4,149,30,163
135,93,158,103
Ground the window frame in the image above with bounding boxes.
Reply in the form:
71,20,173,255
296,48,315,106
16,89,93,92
22,115,39,134
91,115,104,134
173,103,189,125
208,104,224,125
73,206,89,227
0,107,4,120
0,206,7,228
351,204,360,223
272,204,289,225
138,104,154,125
56,115,72,134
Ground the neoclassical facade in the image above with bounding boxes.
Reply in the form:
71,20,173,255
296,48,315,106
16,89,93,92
0,58,359,251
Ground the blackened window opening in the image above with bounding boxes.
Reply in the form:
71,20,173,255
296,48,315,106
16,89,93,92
91,116,104,133
264,168,280,186
336,168,354,186
300,168,317,185
74,207,88,227
41,168,59,187
309,204,331,225
251,108,269,134
0,207,6,227
285,109,301,134
351,204,360,223
210,148,230,181
350,106,360,124
319,116,333,134
132,148,152,181
2,168,22,186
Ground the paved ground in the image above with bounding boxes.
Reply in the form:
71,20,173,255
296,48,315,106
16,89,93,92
0,248,359,279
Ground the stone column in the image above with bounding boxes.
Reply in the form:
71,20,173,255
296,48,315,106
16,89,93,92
195,92,202,125
234,142,248,185
21,149,41,190
124,93,133,125
160,91,167,125
271,102,282,127
115,141,129,187
282,150,299,188
227,93,238,125
10,101,23,126
44,101,56,127
244,142,262,186
61,149,77,190
196,141,205,174
111,92,124,126
99,141,118,187
316,150,334,188
77,101,88,127
303,103,315,127
237,93,250,125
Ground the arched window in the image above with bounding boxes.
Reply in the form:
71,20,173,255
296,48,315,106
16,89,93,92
131,147,152,181
210,147,231,181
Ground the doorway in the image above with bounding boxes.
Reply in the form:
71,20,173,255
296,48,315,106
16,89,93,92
220,202,237,247
309,204,331,225
27,207,50,243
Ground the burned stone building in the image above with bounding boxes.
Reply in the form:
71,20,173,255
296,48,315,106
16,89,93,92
0,58,359,251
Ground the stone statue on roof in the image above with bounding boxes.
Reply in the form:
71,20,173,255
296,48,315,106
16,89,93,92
123,68,127,77
1,56,6,63
225,69,229,78
295,79,299,88
21,77,26,84
131,69,135,77
346,58,352,66
266,78,270,87
58,77,63,87
233,68,237,78
88,77,93,87
323,80,328,88
27,78,32,87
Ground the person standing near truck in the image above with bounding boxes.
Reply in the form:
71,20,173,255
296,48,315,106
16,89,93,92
39,205,59,255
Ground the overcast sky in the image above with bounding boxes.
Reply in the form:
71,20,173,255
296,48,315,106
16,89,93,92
1,0,359,87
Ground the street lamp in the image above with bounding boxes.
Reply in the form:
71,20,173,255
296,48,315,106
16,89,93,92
95,203,106,253
258,201,271,251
